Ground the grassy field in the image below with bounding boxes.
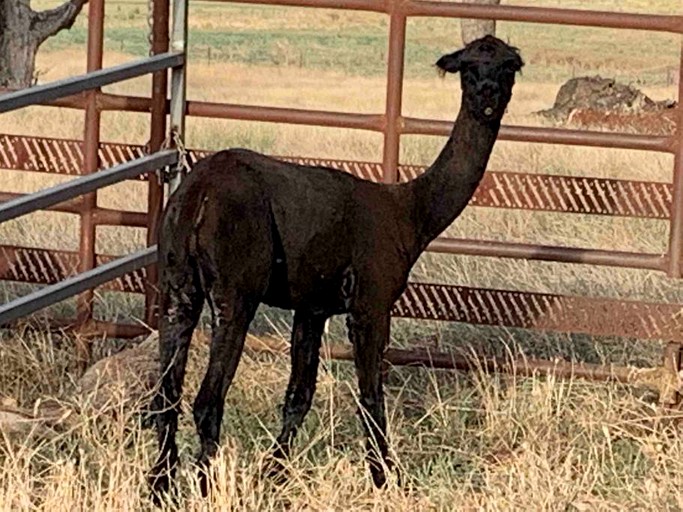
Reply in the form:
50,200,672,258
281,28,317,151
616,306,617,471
2,0,683,509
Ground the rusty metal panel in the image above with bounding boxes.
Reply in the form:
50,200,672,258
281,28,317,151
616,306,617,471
0,246,146,293
230,156,674,219
0,134,83,175
0,246,79,284
393,282,683,342
100,253,147,293
471,172,672,219
3,243,680,342
1,0,681,391
1,135,673,219
100,142,148,172
400,165,673,219
0,134,148,178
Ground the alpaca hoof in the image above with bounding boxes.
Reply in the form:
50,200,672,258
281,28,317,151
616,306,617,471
262,452,289,484
370,466,388,489
148,468,174,507
197,466,211,497
369,458,401,489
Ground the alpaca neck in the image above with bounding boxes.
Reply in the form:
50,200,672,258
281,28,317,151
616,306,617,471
407,106,501,254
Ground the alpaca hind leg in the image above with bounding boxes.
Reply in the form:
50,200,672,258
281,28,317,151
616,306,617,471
193,288,259,496
347,310,396,488
267,311,327,477
149,267,204,503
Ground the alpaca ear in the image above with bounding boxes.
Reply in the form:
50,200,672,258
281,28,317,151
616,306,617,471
506,51,525,73
436,50,463,75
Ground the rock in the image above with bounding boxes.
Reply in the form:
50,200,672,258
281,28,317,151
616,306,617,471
74,333,161,415
1,331,288,433
537,75,675,123
1,333,162,437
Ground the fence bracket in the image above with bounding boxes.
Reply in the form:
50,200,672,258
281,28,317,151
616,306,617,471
656,342,683,405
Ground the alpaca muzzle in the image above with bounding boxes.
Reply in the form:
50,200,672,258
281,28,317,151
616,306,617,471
476,80,501,118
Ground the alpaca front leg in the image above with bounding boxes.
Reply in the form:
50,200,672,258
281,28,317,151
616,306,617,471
347,310,395,488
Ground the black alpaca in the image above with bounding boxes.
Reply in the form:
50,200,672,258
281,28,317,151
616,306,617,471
149,35,524,498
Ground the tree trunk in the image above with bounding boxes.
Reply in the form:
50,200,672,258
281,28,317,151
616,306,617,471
0,0,88,89
461,0,501,46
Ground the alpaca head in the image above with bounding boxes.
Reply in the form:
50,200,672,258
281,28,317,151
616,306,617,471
437,35,524,123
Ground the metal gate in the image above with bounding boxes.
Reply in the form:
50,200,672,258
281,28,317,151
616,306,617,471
0,0,189,357
1,1,682,400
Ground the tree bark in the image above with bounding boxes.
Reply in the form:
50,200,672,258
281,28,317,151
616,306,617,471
461,0,501,46
0,0,88,89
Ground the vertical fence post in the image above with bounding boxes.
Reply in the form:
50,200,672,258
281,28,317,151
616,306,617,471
659,342,682,405
168,0,189,194
144,0,171,329
381,6,407,184
668,42,683,277
76,0,106,359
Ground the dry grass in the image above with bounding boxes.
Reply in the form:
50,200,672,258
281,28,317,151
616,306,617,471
2,0,683,509
2,329,683,511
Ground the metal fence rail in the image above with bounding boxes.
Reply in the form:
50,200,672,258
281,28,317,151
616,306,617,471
203,0,683,33
0,150,177,224
0,52,184,114
0,191,148,227
3,93,673,153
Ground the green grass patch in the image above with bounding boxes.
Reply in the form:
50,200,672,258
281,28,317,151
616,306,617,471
37,2,681,85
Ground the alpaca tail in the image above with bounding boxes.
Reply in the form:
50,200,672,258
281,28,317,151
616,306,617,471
153,181,208,423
